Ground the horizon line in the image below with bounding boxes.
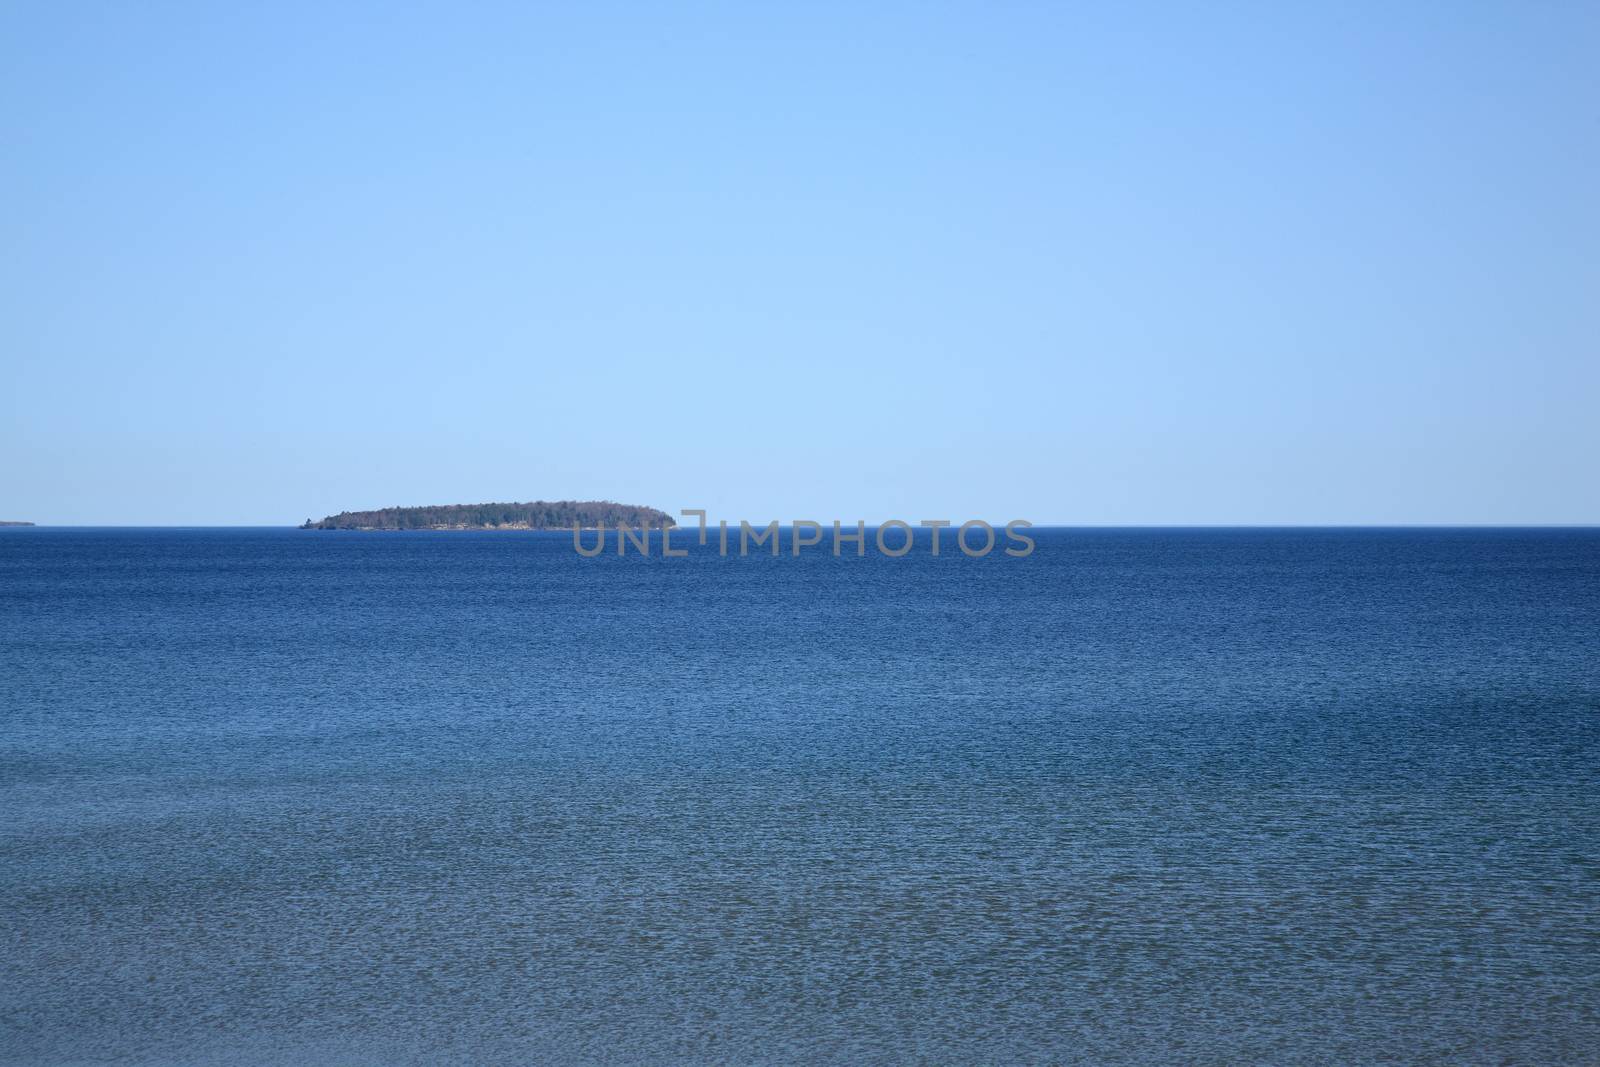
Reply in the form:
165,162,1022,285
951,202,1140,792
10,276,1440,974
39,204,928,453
8,523,1600,531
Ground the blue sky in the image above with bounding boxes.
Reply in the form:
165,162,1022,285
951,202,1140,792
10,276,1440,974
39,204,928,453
3,1,1596,524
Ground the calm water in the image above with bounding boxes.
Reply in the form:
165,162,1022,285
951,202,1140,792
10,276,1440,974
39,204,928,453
2,527,1598,1065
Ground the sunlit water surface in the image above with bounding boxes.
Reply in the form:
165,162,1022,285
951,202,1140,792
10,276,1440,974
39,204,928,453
2,528,1598,1064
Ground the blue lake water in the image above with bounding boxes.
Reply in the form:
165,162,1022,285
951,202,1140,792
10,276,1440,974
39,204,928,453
2,527,1598,1065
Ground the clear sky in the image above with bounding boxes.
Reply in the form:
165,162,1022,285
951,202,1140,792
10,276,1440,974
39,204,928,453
3,2,1596,525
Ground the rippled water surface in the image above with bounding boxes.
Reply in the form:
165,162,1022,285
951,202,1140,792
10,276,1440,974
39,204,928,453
2,527,1598,1064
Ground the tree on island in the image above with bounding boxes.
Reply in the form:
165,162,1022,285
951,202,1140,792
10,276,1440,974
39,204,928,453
301,501,674,530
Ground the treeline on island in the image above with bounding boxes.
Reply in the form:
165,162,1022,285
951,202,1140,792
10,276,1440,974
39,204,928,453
301,501,675,531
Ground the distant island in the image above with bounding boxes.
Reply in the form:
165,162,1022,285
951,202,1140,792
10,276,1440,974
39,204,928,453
0,520,35,527
301,501,674,531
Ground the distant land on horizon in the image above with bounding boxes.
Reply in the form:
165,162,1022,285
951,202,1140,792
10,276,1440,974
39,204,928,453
0,520,35,527
301,501,674,531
